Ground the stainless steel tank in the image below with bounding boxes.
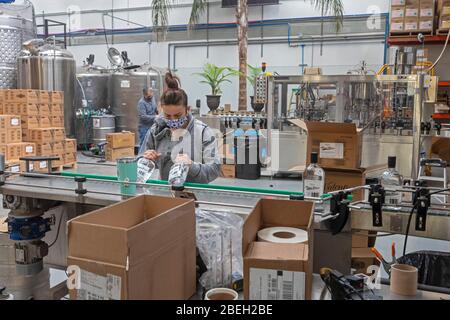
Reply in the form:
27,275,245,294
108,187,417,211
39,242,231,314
110,65,164,145
0,1,36,88
92,114,115,144
75,65,111,111
17,40,76,137
75,65,111,145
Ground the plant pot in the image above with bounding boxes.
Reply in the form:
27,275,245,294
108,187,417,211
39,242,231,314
250,96,265,113
206,95,221,111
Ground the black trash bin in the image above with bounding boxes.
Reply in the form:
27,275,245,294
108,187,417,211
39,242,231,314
397,251,450,289
234,134,261,180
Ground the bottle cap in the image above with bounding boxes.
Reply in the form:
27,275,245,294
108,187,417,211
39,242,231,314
388,156,397,169
311,152,318,164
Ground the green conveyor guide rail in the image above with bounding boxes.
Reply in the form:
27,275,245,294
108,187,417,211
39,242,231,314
60,171,304,197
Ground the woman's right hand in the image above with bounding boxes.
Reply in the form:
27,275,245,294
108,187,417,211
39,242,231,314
143,150,161,161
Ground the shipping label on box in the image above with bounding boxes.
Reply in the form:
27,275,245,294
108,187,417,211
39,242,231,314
249,268,305,300
319,143,344,159
76,269,122,300
0,115,21,130
420,7,434,17
405,7,419,17
21,142,36,156
392,7,406,18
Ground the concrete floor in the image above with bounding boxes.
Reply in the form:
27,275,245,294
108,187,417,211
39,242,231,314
1,152,449,295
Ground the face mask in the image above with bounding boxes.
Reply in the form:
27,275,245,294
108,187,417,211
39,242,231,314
165,116,188,130
144,96,153,102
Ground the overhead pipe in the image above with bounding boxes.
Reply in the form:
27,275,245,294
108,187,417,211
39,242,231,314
168,32,386,70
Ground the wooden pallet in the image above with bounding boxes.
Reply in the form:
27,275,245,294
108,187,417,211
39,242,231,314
52,162,78,172
437,28,450,35
389,30,434,37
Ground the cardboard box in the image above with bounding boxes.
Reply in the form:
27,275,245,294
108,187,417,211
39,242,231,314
50,103,63,116
419,18,434,29
67,195,196,300
50,91,64,104
0,145,5,156
38,91,50,104
106,132,136,149
289,120,361,170
440,18,450,28
6,143,22,161
50,116,64,128
392,7,406,18
39,116,52,128
20,159,50,173
4,90,39,103
351,248,380,275
420,6,434,17
0,128,22,144
352,231,370,248
10,103,39,116
38,104,51,116
442,5,450,15
0,115,21,130
105,147,135,162
0,103,3,114
404,17,419,30
405,6,420,16
51,128,66,142
64,139,77,153
220,164,235,178
64,152,76,164
20,142,36,157
52,154,64,167
243,199,314,300
22,128,53,143
391,20,405,31
51,141,65,155
35,143,53,156
392,0,406,5
21,116,40,129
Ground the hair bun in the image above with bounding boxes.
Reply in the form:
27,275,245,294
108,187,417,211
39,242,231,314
165,72,180,90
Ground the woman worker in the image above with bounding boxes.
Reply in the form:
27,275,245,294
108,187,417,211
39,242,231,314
140,72,221,184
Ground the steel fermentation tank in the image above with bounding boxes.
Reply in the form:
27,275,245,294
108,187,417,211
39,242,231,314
110,65,164,145
17,40,76,137
0,0,36,88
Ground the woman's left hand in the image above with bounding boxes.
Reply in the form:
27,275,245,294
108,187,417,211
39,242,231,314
175,154,193,167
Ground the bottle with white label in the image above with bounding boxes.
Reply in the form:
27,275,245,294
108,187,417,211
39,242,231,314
303,152,325,211
381,156,403,207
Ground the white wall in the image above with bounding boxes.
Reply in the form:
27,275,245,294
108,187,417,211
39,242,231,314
30,0,390,111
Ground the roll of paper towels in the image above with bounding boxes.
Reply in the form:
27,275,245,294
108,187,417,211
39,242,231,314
257,227,308,244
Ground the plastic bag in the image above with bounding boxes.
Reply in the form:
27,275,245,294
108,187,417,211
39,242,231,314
397,251,450,288
196,208,244,290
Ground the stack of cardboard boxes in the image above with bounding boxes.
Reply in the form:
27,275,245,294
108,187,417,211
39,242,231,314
390,0,436,34
0,89,77,172
438,0,450,32
289,120,383,275
105,132,135,162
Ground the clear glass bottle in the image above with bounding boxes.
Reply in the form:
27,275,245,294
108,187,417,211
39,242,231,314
381,156,403,207
168,162,189,189
303,152,325,211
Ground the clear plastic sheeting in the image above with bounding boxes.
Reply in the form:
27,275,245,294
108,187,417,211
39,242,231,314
196,208,244,290
398,251,450,289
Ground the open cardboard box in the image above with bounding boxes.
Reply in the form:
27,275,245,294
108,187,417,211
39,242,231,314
243,199,314,300
289,120,362,170
67,195,196,300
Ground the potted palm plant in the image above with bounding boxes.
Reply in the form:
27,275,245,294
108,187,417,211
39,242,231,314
247,64,265,112
195,63,240,111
